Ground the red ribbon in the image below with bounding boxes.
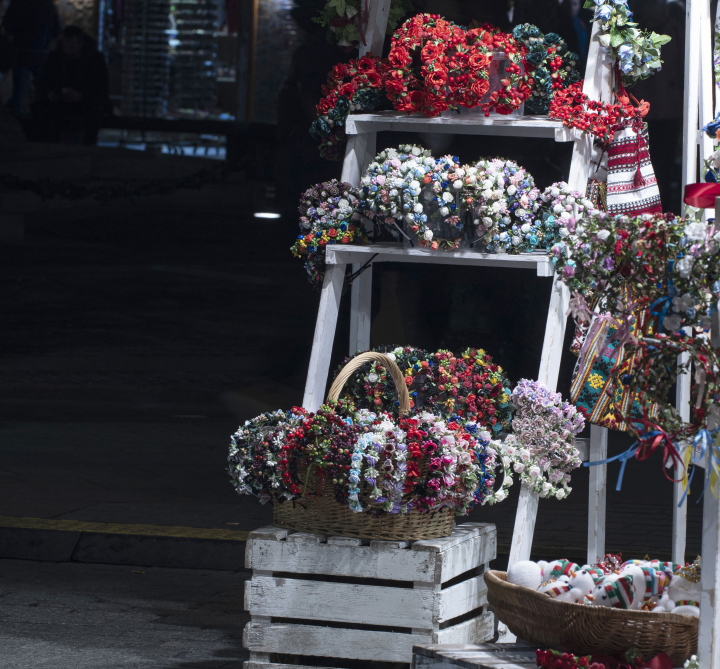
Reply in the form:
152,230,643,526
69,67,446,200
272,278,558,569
683,182,720,209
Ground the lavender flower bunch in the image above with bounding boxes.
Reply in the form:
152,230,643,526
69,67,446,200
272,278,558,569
504,379,584,499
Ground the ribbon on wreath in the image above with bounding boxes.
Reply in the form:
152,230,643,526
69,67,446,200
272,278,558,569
679,428,720,505
584,416,685,492
684,182,720,209
648,260,676,331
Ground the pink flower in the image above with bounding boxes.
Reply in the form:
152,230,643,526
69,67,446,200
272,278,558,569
426,478,440,490
429,457,442,471
562,265,575,278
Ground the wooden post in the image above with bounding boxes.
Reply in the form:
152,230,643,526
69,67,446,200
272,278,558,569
699,483,720,669
587,425,608,565
349,263,372,355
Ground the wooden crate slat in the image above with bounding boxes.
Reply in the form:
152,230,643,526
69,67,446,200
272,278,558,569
245,663,348,669
435,613,494,646
436,528,496,584
246,575,437,628
244,621,431,663
413,523,494,554
246,536,436,581
437,575,487,624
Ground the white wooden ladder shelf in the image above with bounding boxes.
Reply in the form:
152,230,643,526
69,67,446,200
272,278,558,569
301,3,615,644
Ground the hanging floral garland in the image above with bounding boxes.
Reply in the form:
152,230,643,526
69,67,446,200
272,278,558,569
310,54,385,161
290,180,366,290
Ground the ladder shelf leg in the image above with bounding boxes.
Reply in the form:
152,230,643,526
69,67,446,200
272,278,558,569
587,425,608,565
349,262,372,356
302,261,347,412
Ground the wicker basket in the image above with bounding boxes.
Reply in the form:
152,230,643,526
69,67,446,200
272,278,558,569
272,352,455,541
485,570,698,666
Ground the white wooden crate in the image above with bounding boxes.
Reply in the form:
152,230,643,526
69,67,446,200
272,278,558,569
243,522,497,669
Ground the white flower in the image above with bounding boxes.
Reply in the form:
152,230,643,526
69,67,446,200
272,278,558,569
424,229,433,241
367,373,378,384
482,216,493,226
596,229,611,241
516,208,527,218
555,488,566,500
507,185,517,196
550,187,560,197
492,201,503,213
495,490,506,502
514,462,525,473
386,352,396,361
411,146,421,156
413,203,423,213
684,222,708,242
482,179,494,190
481,189,493,200
553,204,564,214
440,206,450,216
521,223,532,233
529,465,541,479
442,192,454,203
453,179,463,190
663,314,682,331
511,235,521,246
676,255,694,278
410,180,420,191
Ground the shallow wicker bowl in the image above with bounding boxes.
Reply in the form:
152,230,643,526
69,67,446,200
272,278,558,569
485,570,698,666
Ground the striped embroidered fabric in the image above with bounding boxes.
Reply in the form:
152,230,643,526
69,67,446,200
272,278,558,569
606,123,662,216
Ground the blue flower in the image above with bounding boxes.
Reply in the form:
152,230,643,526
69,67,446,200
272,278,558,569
620,60,634,74
618,44,633,61
595,5,613,20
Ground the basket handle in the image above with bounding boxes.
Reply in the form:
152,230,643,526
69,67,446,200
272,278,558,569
327,352,411,416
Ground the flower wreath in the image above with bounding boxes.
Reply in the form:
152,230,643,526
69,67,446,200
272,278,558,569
312,0,413,50
383,14,493,117
291,180,366,290
359,144,434,241
534,182,596,250
550,211,717,337
464,158,540,253
310,54,385,161
474,430,513,505
511,23,581,115
468,23,529,116
584,0,671,87
416,154,466,249
504,379,585,500
333,345,515,432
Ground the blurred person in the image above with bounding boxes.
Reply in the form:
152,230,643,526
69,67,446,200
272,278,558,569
0,0,60,116
31,26,110,145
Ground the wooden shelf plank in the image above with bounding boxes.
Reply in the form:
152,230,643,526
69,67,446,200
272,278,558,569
326,243,554,277
345,111,575,141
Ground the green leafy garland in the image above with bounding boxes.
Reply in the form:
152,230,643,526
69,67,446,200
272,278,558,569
313,0,414,48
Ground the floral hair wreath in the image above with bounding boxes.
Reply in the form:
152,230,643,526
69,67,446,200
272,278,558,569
384,14,493,117
534,182,597,251
310,54,385,161
291,180,366,290
477,433,514,505
359,144,435,242
463,158,540,253
503,379,585,500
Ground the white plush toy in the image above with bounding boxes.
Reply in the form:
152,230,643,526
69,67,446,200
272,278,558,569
618,564,650,610
564,566,605,603
541,559,578,581
507,560,543,591
665,573,701,617
586,572,638,609
537,577,574,602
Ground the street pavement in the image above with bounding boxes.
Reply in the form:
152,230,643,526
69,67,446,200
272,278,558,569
0,558,249,668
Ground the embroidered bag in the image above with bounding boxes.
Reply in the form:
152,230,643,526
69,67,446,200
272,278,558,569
606,121,662,216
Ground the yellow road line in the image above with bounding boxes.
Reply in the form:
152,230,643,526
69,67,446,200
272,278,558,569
0,516,249,541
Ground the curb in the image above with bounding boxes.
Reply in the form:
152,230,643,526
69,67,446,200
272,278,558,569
0,516,249,571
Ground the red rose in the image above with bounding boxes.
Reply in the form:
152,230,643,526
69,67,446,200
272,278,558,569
469,52,490,70
427,69,447,90
328,228,337,238
365,71,382,88
388,47,412,69
421,42,442,63
470,78,489,100
384,78,405,95
357,56,375,73
339,83,356,98
316,97,334,115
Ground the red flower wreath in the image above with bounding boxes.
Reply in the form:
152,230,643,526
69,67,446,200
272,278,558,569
383,14,493,117
470,23,530,116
